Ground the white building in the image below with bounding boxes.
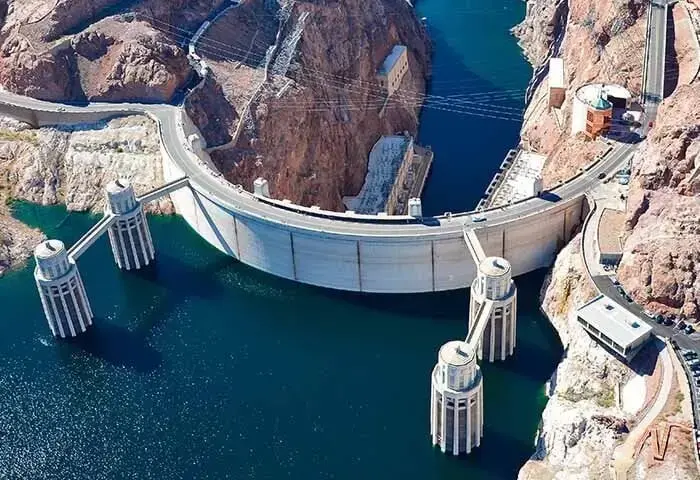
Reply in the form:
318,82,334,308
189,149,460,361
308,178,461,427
576,294,653,360
377,45,409,97
469,256,517,362
430,340,484,455
34,239,93,338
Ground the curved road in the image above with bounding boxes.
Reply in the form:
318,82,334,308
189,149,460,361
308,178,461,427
0,90,636,238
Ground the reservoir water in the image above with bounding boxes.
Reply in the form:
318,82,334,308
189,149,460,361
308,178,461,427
0,1,562,479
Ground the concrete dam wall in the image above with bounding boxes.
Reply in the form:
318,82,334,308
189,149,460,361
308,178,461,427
163,153,586,293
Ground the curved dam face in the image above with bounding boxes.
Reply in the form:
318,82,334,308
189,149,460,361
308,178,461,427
162,154,585,293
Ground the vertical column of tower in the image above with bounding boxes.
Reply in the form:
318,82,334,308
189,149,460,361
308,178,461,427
468,256,518,362
34,240,93,338
430,340,483,455
105,179,155,270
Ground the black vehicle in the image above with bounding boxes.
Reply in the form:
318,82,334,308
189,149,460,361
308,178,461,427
598,172,606,180
685,325,695,335
678,320,687,330
664,317,674,326
624,294,633,303
655,314,664,324
617,286,625,296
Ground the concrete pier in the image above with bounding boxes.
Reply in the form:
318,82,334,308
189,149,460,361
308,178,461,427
430,340,484,455
105,179,155,270
469,256,518,362
34,240,93,338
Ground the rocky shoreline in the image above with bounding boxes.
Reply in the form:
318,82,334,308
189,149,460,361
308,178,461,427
515,0,700,478
0,114,173,275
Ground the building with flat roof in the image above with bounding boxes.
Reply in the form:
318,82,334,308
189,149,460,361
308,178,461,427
377,45,409,98
548,58,566,109
576,294,652,361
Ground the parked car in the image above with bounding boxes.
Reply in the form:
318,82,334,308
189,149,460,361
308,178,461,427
611,276,620,286
471,215,486,223
683,351,698,359
655,315,664,324
643,309,654,318
624,294,633,303
664,317,674,326
678,320,687,330
685,325,695,335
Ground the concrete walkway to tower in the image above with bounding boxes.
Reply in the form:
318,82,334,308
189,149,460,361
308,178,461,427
611,341,674,479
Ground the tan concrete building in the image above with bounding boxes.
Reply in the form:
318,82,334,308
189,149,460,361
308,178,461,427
548,58,566,109
377,45,409,97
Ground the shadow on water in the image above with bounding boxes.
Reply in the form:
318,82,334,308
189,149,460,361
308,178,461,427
61,319,162,373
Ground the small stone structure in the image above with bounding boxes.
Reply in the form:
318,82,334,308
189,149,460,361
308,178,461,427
377,45,409,98
548,58,566,109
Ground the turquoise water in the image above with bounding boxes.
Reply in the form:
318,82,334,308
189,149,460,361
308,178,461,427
0,2,562,479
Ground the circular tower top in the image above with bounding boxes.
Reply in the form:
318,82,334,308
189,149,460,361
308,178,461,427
436,340,479,392
479,256,511,277
34,239,65,260
34,239,71,280
439,340,476,367
106,178,137,214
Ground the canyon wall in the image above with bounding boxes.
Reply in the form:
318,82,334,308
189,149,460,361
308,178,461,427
190,0,431,210
517,0,700,318
516,0,700,477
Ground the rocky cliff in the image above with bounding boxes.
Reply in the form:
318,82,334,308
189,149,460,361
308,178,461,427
517,0,700,318
0,0,226,102
189,0,430,210
519,236,697,480
519,237,627,479
619,85,700,319
518,0,646,184
0,0,430,211
516,0,700,477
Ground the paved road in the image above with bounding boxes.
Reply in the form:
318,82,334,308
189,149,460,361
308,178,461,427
642,0,669,135
0,91,638,239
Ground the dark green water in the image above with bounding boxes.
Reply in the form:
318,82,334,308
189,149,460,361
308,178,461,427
0,1,562,478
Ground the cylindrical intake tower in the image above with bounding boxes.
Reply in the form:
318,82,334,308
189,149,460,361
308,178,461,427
105,179,155,270
469,256,518,362
34,239,93,337
430,340,484,455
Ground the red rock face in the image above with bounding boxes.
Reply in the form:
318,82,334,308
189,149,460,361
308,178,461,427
194,0,431,210
618,86,700,319
0,0,224,103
